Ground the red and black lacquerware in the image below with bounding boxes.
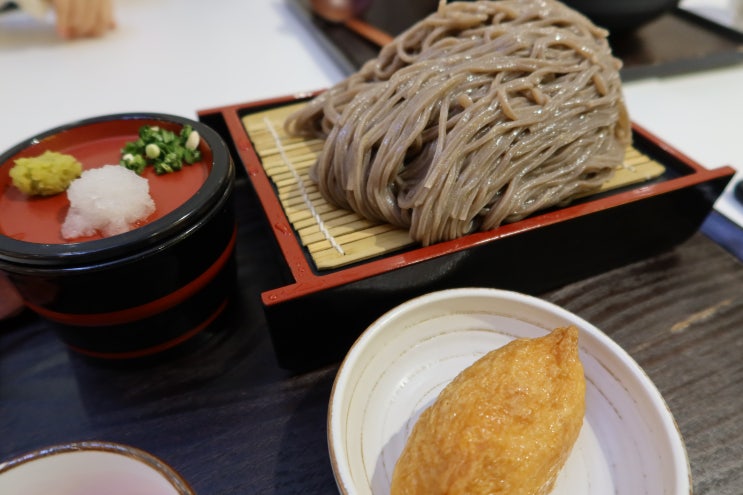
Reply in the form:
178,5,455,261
200,94,735,371
0,113,236,361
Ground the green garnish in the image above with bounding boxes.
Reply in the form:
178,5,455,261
120,125,202,175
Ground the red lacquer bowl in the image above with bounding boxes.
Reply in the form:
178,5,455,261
0,113,237,361
1,119,209,245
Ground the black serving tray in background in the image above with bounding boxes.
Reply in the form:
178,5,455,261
287,0,743,81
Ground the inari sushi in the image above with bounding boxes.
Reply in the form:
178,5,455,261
390,326,586,495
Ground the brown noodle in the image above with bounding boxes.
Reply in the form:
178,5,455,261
285,0,631,245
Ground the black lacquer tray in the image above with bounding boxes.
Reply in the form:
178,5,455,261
199,92,734,371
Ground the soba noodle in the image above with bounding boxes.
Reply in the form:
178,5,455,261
285,0,631,246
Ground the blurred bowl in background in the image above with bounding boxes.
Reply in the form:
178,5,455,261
310,0,375,22
0,441,195,495
562,0,681,33
0,113,237,361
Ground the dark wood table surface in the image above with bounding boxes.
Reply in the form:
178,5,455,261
2,174,743,495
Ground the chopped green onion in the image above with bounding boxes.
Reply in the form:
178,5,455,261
145,143,160,159
120,124,202,175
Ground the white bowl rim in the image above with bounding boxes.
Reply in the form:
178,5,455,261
0,440,195,495
327,286,691,495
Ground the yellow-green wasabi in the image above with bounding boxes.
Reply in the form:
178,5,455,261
9,150,83,196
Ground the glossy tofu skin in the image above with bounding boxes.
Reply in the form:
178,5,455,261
390,326,586,495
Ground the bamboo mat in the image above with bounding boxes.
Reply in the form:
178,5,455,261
242,102,665,270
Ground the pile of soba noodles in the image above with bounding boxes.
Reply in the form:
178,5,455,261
285,0,631,246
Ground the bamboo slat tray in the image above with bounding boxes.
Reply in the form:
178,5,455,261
198,94,735,370
242,101,666,271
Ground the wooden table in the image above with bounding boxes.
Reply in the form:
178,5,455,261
2,176,743,495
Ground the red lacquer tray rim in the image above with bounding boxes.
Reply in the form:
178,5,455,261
198,93,736,307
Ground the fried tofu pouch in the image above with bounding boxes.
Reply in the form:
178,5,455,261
390,326,586,495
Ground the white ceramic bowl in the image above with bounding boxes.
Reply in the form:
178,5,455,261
328,287,691,495
0,441,195,495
